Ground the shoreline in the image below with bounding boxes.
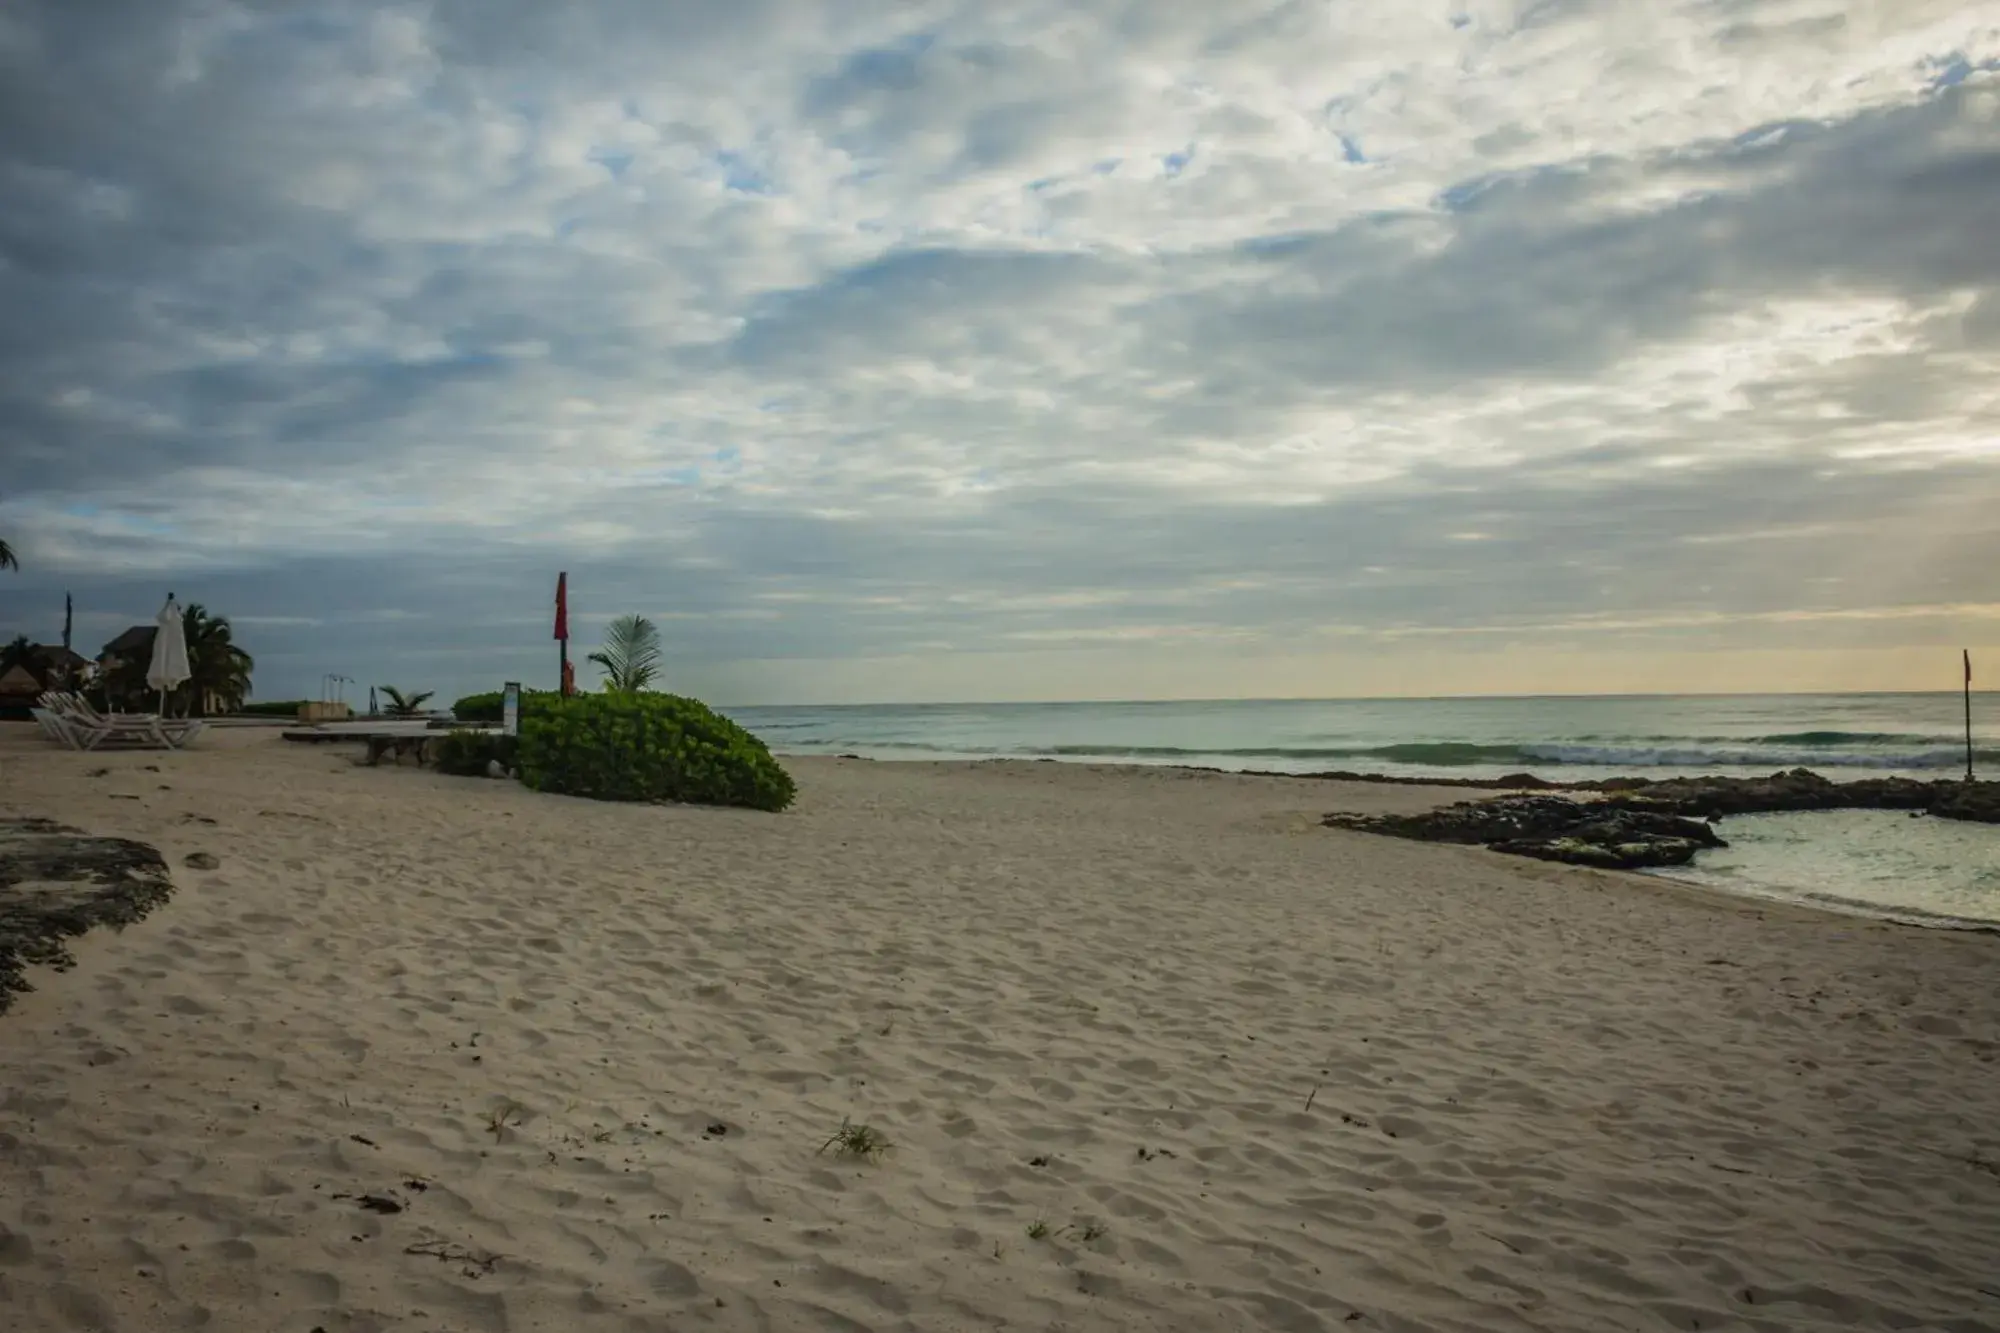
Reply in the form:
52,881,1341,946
3,732,1996,1331
797,752,2000,931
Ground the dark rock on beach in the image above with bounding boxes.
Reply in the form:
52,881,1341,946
0,818,173,1015
1929,782,2000,824
1324,769,2000,867
1241,768,1562,790
1576,768,2000,826
1324,795,1724,870
1574,768,1937,817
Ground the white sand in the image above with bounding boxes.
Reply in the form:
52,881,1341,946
2,729,1996,1332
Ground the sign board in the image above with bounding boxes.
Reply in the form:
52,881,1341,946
503,681,521,737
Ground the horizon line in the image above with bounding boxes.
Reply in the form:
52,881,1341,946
721,687,1998,709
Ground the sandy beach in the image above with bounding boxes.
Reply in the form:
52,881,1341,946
2,729,1996,1333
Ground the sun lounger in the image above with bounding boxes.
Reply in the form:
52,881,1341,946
37,693,204,750
30,707,81,748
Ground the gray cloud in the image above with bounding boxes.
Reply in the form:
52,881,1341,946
1,0,1997,702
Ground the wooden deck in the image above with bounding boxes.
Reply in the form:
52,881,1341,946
282,721,502,764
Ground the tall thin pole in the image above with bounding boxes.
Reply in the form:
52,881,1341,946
555,571,572,696
1966,649,1975,783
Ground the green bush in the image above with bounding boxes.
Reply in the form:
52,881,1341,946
434,730,521,777
235,700,309,718
451,689,556,722
519,693,796,811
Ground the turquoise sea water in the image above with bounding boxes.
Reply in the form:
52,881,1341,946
728,694,2000,926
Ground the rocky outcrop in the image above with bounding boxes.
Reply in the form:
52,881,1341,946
0,818,172,1016
1575,769,2000,825
1929,782,2000,825
1323,769,2000,868
1242,768,1563,790
1324,795,1724,870
1570,768,1937,817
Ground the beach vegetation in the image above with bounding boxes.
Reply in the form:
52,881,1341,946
451,688,556,722
588,613,663,693
484,1100,524,1141
1025,1217,1051,1241
435,730,521,777
1,634,31,675
0,538,16,571
378,685,435,717
101,603,253,715
518,692,796,811
233,699,310,718
817,1118,891,1161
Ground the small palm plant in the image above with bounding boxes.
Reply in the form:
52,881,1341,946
588,614,663,693
0,537,16,571
378,686,436,717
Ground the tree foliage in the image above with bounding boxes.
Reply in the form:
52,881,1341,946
588,614,663,693
451,689,557,722
435,730,521,777
378,686,435,717
104,603,254,716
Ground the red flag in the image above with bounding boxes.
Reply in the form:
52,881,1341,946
554,572,569,642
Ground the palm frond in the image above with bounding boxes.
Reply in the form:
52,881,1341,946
378,686,435,717
591,614,663,693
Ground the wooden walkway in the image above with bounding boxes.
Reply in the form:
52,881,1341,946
282,721,501,766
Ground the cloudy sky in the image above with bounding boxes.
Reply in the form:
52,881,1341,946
1,0,1997,705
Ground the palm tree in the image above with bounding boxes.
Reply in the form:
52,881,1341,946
0,634,31,675
377,686,435,717
106,604,253,715
187,605,253,715
0,538,16,571
588,614,663,693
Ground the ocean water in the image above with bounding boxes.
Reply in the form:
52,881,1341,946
1652,810,2000,929
727,693,2000,926
729,693,1992,782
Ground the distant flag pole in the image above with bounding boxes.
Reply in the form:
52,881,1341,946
1966,649,1975,783
62,592,72,652
555,572,571,697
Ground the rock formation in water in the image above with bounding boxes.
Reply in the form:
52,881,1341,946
1324,795,1725,870
1323,770,2000,869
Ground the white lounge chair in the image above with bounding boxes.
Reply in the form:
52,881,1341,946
30,706,82,748
38,693,204,750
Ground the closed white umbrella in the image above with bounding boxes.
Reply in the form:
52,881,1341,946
147,594,191,716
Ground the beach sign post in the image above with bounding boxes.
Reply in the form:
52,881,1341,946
503,681,521,737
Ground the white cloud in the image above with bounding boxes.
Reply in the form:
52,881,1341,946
2,0,1998,698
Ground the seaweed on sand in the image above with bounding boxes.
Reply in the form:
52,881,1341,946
0,817,173,1016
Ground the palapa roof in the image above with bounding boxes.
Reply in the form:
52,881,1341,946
100,625,156,657
0,663,44,697
30,645,89,672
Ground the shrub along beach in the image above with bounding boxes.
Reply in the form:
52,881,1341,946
432,691,795,812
